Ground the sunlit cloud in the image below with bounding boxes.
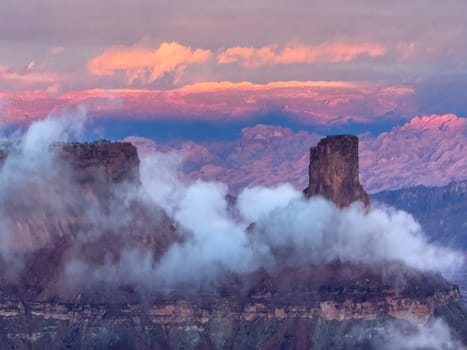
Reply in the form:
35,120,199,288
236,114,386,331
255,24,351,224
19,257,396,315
179,80,362,92
0,65,58,87
218,42,387,68
0,0,465,98
88,41,212,85
0,80,415,126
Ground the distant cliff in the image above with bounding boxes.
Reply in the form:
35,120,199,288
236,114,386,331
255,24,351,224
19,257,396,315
372,180,467,248
304,135,369,207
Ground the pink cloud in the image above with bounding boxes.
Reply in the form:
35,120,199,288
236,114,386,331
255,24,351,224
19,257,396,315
88,41,212,85
0,65,57,87
179,80,362,92
217,42,387,68
0,81,415,125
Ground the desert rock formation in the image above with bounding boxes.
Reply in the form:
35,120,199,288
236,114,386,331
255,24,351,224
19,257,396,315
304,135,370,207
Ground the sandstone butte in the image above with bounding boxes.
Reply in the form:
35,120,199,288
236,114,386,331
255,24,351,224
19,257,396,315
0,138,465,349
304,135,370,208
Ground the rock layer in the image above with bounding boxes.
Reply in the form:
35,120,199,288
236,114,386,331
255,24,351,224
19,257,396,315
0,262,465,350
304,135,370,207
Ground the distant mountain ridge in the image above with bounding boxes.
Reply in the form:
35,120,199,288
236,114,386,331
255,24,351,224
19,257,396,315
360,114,467,192
126,114,467,194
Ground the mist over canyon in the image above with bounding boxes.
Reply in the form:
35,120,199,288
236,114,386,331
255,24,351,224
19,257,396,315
0,114,462,286
0,112,466,349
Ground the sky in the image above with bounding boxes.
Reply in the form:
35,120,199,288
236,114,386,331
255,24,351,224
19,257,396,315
1,0,467,139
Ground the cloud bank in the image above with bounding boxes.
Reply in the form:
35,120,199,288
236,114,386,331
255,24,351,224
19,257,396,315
218,42,387,68
1,81,416,125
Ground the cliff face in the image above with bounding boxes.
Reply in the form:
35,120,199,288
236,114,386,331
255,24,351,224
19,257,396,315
304,135,369,208
0,262,465,350
372,180,467,249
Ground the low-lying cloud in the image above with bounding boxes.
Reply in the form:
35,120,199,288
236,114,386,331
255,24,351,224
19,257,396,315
63,148,464,290
375,318,464,350
0,114,464,291
0,110,86,275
